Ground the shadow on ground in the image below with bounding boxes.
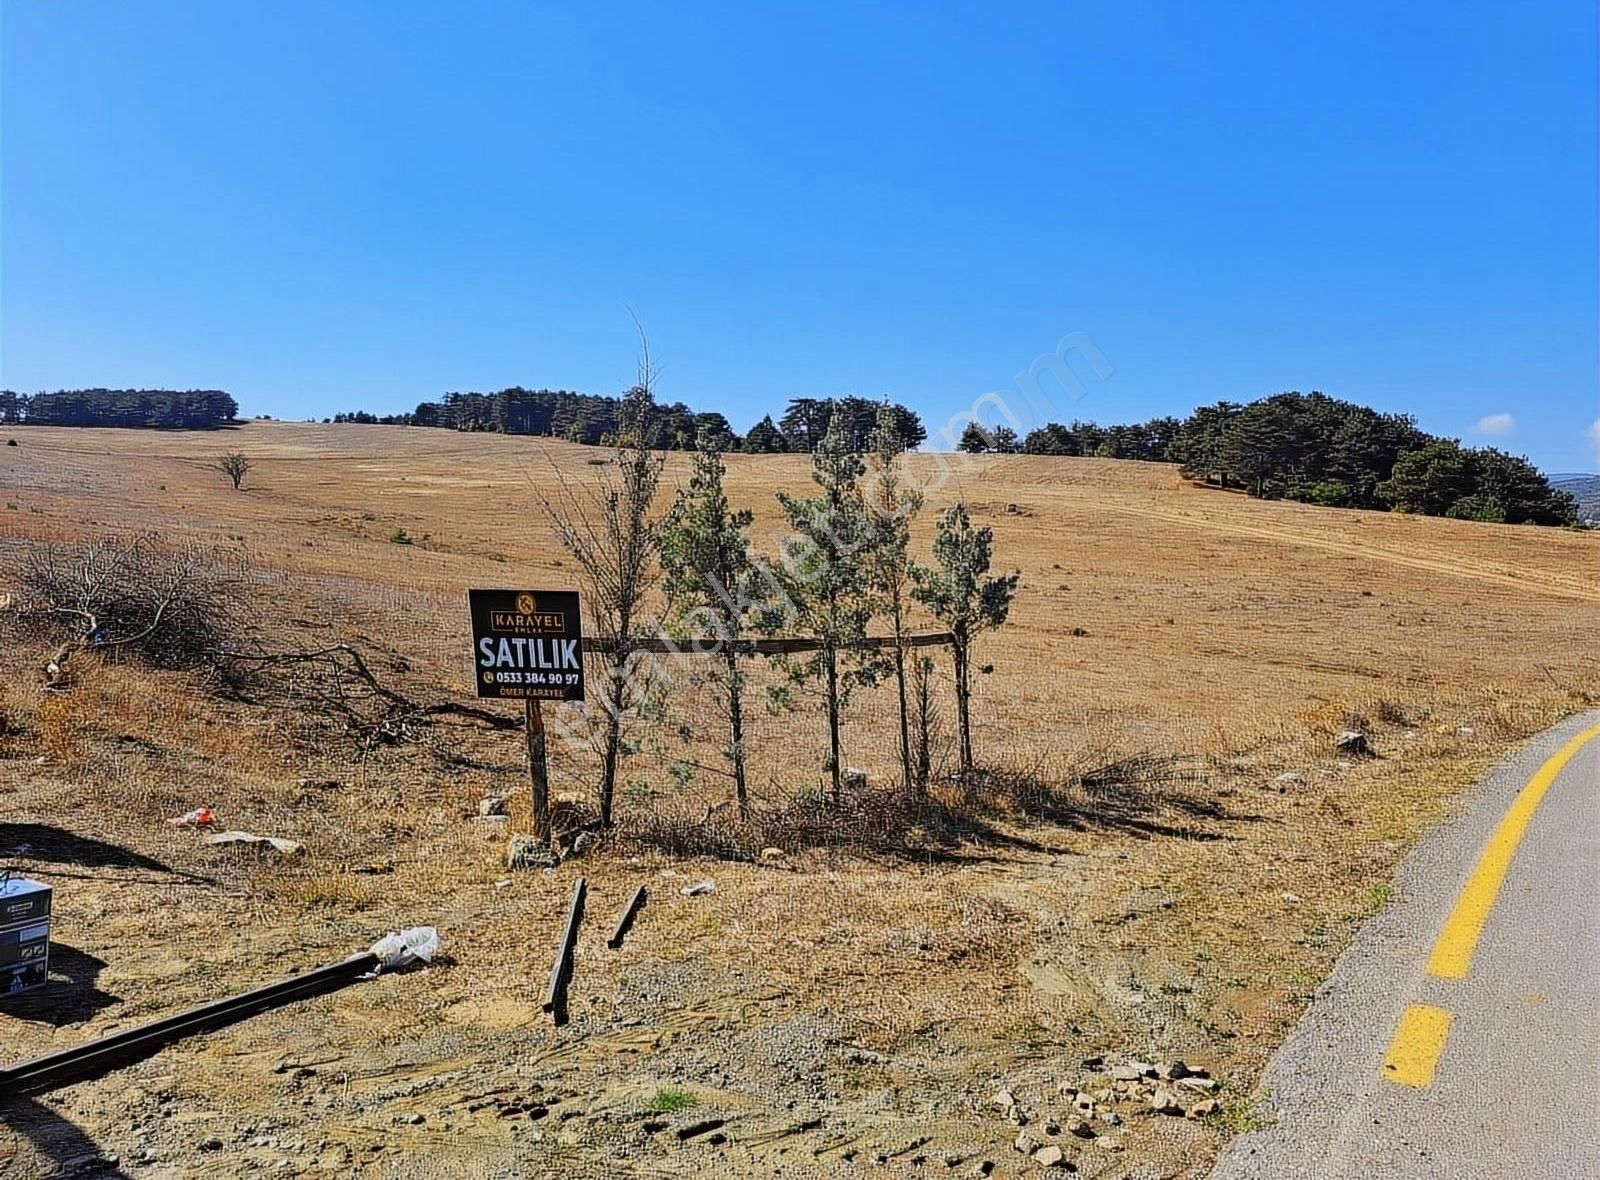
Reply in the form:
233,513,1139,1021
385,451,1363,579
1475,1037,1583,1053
0,823,170,873
0,943,120,1027
617,755,1265,865
0,1096,127,1179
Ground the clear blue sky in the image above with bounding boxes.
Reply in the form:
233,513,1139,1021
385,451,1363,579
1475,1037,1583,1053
4,2,1596,470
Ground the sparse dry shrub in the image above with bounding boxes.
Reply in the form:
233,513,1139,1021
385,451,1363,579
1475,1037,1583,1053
37,688,89,765
616,793,756,860
1371,698,1414,727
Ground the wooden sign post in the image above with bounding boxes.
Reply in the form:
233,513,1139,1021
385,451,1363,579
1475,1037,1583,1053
468,589,585,850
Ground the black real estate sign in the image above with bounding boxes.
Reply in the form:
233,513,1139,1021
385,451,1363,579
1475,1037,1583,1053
467,589,584,702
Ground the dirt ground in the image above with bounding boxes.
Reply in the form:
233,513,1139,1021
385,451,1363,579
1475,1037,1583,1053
1,423,1596,1179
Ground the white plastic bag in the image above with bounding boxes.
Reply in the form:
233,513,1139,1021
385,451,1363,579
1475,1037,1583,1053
368,926,441,972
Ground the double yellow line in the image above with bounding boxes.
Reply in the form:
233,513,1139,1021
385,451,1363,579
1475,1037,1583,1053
1381,724,1600,1088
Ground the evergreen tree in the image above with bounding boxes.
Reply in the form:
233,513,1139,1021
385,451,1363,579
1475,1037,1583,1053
659,431,759,815
958,422,991,453
1378,439,1477,516
741,414,790,453
864,403,924,796
761,419,878,803
912,505,1019,775
990,425,1021,454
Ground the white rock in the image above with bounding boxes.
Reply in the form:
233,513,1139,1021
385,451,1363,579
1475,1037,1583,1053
1032,1144,1066,1168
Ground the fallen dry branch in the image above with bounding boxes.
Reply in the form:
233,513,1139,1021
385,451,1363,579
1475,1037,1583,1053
225,643,522,748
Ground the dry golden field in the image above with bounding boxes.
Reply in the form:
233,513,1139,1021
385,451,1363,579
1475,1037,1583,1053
2,421,1597,1179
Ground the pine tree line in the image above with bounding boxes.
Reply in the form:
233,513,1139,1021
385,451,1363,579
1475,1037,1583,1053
331,390,927,454
2,389,238,429
958,391,1578,526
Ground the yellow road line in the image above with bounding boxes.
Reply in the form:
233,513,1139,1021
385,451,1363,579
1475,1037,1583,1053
1382,1004,1453,1087
1426,724,1600,979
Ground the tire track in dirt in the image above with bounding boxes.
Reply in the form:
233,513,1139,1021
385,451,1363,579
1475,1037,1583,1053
1088,501,1600,603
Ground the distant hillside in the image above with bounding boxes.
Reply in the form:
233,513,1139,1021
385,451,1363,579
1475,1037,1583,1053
1550,474,1600,524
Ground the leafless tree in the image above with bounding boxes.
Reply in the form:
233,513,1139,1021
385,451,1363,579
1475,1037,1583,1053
212,450,252,490
542,342,668,827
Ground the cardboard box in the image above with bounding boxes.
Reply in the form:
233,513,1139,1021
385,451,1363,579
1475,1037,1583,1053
0,918,50,968
0,878,52,995
0,876,51,926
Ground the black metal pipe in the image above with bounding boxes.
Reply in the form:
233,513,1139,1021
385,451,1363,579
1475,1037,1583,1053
606,885,647,949
1,952,376,1097
543,876,586,1026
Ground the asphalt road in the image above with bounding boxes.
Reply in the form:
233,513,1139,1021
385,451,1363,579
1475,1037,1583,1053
1213,710,1600,1180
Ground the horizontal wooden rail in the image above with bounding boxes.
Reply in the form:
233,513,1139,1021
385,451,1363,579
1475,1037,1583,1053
585,631,955,657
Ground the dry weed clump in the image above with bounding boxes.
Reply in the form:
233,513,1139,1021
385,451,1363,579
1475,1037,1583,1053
35,691,86,765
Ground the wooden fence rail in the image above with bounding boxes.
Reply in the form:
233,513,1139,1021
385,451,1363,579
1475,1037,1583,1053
585,631,955,657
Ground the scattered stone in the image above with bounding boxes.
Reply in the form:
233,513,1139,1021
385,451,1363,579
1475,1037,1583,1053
506,836,559,871
1098,1111,1121,1126
1079,1054,1104,1070
760,847,786,863
1100,1137,1124,1153
992,1089,1017,1111
1012,1130,1040,1155
842,767,869,790
1110,1065,1142,1082
1156,1061,1191,1081
680,879,716,897
1274,771,1305,788
1149,1089,1182,1115
1333,730,1371,757
198,1137,223,1153
969,1163,995,1178
569,830,598,856
1187,1099,1220,1119
1457,725,1475,736
1032,1144,1066,1169
478,795,507,817
1177,1077,1218,1093
1066,1117,1095,1139
1072,1093,1095,1115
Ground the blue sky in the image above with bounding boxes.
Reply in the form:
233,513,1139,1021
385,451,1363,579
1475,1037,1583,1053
4,2,1596,470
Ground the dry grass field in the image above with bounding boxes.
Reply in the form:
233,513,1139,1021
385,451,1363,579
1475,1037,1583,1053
2,421,1597,1179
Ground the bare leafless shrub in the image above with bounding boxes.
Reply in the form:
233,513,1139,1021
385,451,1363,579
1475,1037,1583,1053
211,450,252,490
17,535,247,685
